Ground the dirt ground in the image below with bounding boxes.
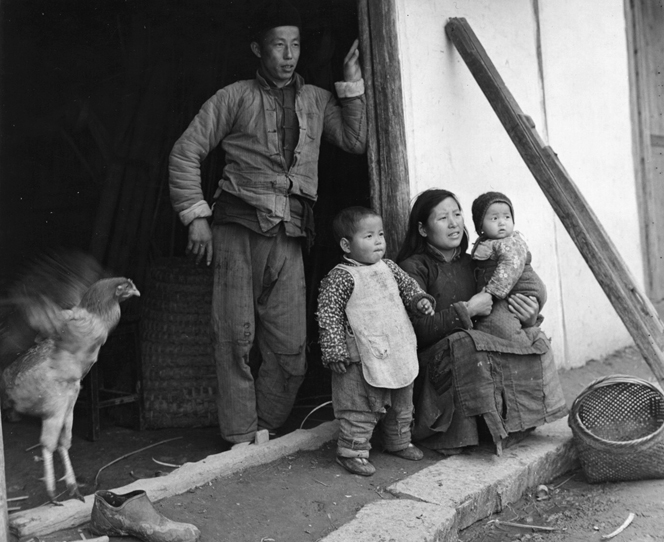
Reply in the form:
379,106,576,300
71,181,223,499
459,469,663,542
7,345,664,542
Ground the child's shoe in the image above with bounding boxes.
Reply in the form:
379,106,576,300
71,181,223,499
336,456,376,476
386,444,424,461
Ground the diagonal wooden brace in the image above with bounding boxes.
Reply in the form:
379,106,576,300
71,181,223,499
445,17,664,386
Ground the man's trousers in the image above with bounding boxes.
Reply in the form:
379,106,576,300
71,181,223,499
212,223,307,443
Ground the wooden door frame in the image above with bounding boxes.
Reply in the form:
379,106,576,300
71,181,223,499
357,0,411,259
625,0,658,302
0,417,6,541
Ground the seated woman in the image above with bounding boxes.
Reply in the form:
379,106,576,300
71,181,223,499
397,189,568,455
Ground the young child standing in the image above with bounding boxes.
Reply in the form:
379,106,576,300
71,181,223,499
470,191,547,343
317,207,435,476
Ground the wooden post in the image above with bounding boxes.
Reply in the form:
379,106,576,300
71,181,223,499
445,17,664,386
357,0,381,214
357,0,411,259
0,416,9,542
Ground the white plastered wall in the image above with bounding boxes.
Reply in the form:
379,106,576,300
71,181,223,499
395,0,641,368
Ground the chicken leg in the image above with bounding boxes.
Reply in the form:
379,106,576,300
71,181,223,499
40,388,83,504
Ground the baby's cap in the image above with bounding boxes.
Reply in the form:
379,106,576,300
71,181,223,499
471,191,514,235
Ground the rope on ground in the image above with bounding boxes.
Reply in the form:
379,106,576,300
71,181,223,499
601,512,635,540
299,400,332,429
94,436,183,488
489,520,556,532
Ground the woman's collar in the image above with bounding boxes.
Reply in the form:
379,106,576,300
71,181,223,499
426,243,461,263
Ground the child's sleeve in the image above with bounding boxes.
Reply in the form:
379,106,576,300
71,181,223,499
384,259,436,314
484,232,529,299
316,268,355,367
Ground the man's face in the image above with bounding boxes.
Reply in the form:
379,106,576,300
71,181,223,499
251,26,301,87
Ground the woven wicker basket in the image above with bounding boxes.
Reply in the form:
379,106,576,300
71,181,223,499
140,258,217,429
568,374,664,483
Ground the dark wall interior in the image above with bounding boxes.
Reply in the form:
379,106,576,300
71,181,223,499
0,0,370,401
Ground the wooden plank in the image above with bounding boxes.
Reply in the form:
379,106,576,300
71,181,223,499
651,134,664,148
445,17,664,386
624,0,646,284
630,0,664,305
358,0,411,259
0,416,8,542
358,0,382,214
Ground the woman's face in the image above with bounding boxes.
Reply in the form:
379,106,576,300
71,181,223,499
418,197,464,253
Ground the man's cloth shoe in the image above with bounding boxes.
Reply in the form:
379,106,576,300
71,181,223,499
230,428,270,449
336,456,376,476
90,490,200,542
386,444,424,461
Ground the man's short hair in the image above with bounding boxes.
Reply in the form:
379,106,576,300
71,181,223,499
332,206,381,244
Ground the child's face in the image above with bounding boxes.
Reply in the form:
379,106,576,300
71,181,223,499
341,215,386,265
482,202,514,239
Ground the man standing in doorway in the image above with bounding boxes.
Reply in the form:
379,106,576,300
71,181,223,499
169,0,367,446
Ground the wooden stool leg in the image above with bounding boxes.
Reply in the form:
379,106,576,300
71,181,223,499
132,321,145,431
87,363,101,441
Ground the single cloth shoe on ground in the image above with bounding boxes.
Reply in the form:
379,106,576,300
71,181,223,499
386,444,424,461
336,456,376,476
90,490,200,542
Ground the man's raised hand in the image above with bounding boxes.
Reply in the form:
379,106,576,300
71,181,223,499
343,39,362,82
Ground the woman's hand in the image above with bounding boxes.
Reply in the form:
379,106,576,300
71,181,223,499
507,293,539,327
466,291,493,318
416,298,435,316
329,361,348,374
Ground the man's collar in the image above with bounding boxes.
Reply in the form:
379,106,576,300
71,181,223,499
256,69,303,91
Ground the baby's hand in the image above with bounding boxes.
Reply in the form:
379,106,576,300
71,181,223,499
417,298,435,316
473,241,493,261
328,361,348,374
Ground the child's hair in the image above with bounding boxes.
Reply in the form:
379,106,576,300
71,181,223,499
332,206,381,245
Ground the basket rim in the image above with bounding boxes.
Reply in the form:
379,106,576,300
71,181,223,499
569,373,664,448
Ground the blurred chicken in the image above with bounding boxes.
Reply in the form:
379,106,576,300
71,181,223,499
0,248,103,369
1,276,139,503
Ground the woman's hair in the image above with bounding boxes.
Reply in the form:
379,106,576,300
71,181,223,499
332,206,381,245
396,189,469,263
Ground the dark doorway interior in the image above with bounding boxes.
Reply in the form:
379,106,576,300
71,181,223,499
0,0,370,429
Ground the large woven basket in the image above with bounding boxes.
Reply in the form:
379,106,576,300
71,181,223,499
140,257,217,429
569,374,664,483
